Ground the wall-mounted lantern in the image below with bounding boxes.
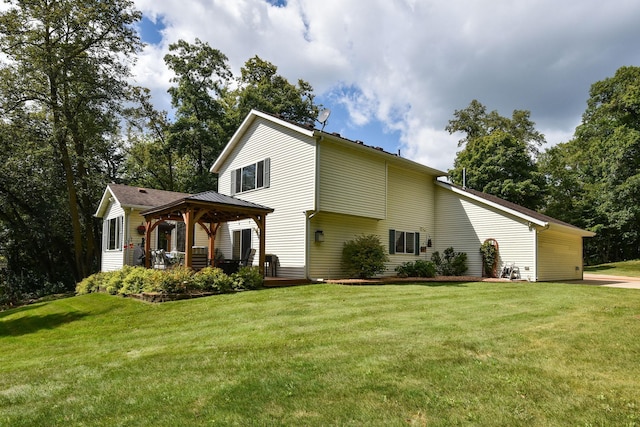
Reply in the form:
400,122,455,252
427,237,432,247
315,230,325,242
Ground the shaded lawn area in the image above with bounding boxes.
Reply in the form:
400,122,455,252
585,259,640,277
1,282,639,426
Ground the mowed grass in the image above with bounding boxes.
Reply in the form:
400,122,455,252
585,259,640,277
1,282,639,426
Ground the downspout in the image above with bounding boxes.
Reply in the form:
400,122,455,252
532,222,550,281
304,134,323,281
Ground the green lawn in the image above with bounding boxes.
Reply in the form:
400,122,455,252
585,259,640,277
1,282,639,426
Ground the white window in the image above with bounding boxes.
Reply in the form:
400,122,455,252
231,158,270,195
106,216,123,251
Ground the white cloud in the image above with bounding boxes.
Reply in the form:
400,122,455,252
132,0,640,171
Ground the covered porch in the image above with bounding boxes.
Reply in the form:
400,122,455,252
140,191,274,276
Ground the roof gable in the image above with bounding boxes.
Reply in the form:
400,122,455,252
436,181,595,237
210,109,447,177
210,110,314,173
94,184,190,218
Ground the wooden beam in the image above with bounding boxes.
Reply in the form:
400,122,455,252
183,208,194,269
251,214,266,277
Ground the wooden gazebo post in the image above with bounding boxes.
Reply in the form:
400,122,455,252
183,208,194,268
252,214,266,277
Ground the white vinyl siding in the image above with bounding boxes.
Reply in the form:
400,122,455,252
101,203,126,272
308,164,437,279
537,229,584,281
216,118,316,278
318,140,386,219
384,165,435,273
435,186,536,280
308,212,381,279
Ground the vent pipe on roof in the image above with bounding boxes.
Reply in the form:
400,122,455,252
462,168,467,190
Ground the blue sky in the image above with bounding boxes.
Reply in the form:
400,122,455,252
132,0,640,171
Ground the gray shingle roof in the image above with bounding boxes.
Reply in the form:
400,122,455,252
108,184,190,208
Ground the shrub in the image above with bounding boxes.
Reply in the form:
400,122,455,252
232,266,263,291
1,269,69,307
119,267,157,296
480,240,499,278
341,234,389,279
153,266,195,294
104,266,135,295
76,272,105,295
431,247,468,276
395,259,437,278
192,267,234,293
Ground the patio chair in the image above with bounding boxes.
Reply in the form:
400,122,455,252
151,249,171,269
241,248,256,267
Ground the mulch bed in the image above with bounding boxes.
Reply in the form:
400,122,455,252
326,276,517,285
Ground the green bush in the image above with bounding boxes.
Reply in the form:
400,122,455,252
431,247,468,276
192,267,234,293
76,272,105,295
232,266,263,290
104,266,134,295
480,240,499,278
153,266,194,294
119,267,157,295
341,234,389,279
75,266,247,297
395,259,437,278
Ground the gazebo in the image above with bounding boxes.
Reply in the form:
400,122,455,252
140,191,274,276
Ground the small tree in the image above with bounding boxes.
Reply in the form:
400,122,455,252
480,239,499,278
341,235,389,279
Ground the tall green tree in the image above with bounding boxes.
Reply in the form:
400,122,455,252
541,66,640,263
446,100,546,209
164,39,232,192
0,0,142,281
158,41,320,193
224,55,319,129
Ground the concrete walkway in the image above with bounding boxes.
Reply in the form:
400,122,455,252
572,273,640,289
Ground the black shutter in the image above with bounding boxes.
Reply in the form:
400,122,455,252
389,229,395,254
415,232,420,256
230,168,236,195
264,158,270,188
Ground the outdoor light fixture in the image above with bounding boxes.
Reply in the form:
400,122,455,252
427,237,432,247
315,230,324,242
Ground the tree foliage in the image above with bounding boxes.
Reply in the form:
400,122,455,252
164,39,232,192
447,100,546,210
541,66,640,263
124,41,320,194
224,55,319,128
0,0,142,283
